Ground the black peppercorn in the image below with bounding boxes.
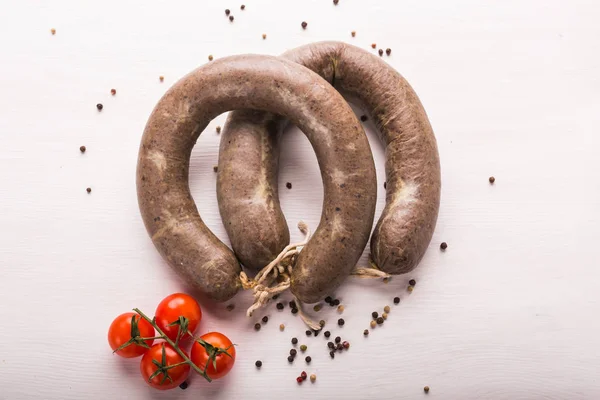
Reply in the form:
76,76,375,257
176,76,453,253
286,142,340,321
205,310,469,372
301,21,307,29
333,299,340,306
363,329,369,336
229,15,234,22
276,302,284,310
262,316,268,323
409,279,416,286
394,297,400,304
386,48,391,55
335,336,341,344
286,182,292,189
440,242,448,250
328,341,335,349
96,103,103,111
254,323,261,331
378,49,383,56
324,331,331,338
291,308,298,314
325,296,332,303
306,330,312,336
336,343,343,350
489,176,495,184
292,337,298,345
288,355,294,363
86,187,91,193
290,349,297,356
79,146,86,153
241,4,245,10
360,115,368,122
330,351,335,359
338,318,345,326
225,9,230,15
255,360,262,368
179,381,188,390
289,300,297,308
372,311,379,319
377,317,384,325
305,356,311,363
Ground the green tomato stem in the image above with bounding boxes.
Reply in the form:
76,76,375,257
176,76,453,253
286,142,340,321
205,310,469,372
133,308,212,383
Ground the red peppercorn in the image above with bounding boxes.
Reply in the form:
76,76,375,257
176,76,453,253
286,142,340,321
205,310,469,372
301,371,307,380
343,341,350,349
296,376,303,384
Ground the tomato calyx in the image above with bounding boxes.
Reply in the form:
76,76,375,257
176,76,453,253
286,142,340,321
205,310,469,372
113,315,154,354
167,315,190,345
147,343,188,386
194,337,235,374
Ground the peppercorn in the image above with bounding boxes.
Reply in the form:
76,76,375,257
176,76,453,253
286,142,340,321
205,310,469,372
328,342,335,349
324,331,331,338
370,320,376,328
262,316,268,323
290,349,297,356
335,336,341,344
296,376,303,383
80,146,86,153
96,103,103,111
409,279,416,286
262,33,267,39
86,187,91,193
288,356,295,363
225,9,230,15
383,277,390,284
286,182,292,189
382,312,388,320
280,324,285,331
408,286,414,293
301,371,307,380
351,31,356,37
372,311,378,319
329,351,335,359
424,386,430,393
254,323,261,331
300,344,307,352
301,21,307,29
255,360,262,368
342,341,350,349
313,329,320,337
333,299,340,306
291,308,298,314
363,329,369,336
159,76,164,82
310,374,316,382
319,320,326,327
50,28,56,35
489,176,495,184
208,55,213,61
110,89,116,95
213,165,218,173
440,242,448,250
377,317,384,325
292,337,298,345
360,115,368,122
371,43,376,49
273,294,279,300
336,343,343,350
333,0,339,4
313,304,322,312
276,302,284,310
337,305,344,313
289,300,296,308
394,297,400,304
378,49,384,56
384,305,391,313
305,356,311,363
179,381,188,390
338,318,345,326
384,182,387,189
229,15,234,22
241,4,245,10
325,296,333,303
226,304,235,311
306,330,312,336
386,48,392,56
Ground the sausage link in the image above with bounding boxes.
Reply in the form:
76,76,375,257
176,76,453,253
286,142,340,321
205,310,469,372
219,42,441,278
137,54,376,303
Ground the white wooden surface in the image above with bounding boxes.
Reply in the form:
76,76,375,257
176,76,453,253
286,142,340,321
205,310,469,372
1,0,600,399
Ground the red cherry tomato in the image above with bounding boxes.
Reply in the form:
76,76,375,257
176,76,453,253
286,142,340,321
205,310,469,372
108,312,155,358
190,332,236,379
154,293,202,341
140,343,190,390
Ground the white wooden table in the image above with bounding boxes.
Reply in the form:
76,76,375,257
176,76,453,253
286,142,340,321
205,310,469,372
1,0,599,399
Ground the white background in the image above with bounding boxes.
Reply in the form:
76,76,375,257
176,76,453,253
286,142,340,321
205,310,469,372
1,0,599,399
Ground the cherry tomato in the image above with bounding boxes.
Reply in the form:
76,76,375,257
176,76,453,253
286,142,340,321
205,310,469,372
190,332,236,379
155,293,202,341
108,312,155,358
140,343,191,390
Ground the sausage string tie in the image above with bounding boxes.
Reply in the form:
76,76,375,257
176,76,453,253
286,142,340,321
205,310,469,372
240,221,391,330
